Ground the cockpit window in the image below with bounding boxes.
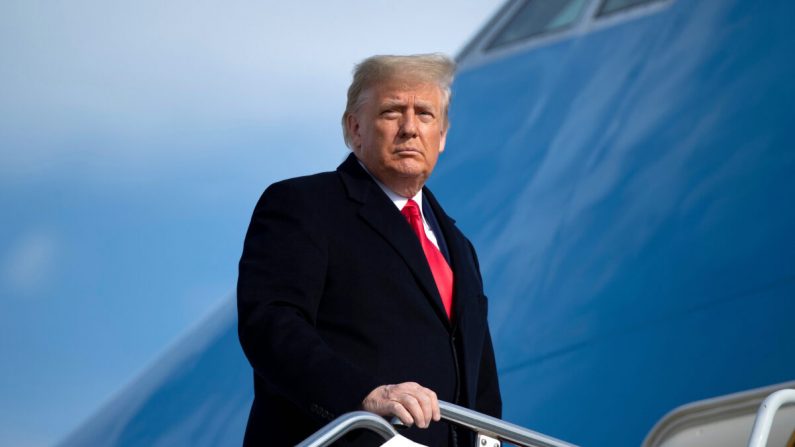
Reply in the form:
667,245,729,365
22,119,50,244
457,0,675,65
597,0,665,16
486,0,590,51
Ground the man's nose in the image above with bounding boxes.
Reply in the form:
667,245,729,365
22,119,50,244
399,112,419,138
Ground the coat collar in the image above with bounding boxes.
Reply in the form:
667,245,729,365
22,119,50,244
337,154,454,327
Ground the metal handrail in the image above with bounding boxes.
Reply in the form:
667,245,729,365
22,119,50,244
295,411,397,447
747,388,795,447
439,401,578,447
296,401,579,447
298,388,792,447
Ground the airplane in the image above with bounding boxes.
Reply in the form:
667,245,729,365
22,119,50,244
59,0,795,445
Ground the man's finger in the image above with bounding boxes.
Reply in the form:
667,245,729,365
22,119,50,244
398,393,427,428
428,389,441,421
390,401,415,427
414,388,434,427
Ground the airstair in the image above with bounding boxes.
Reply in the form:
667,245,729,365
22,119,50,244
297,387,795,447
645,384,795,447
296,399,577,447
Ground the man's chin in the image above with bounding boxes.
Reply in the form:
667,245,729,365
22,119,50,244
390,164,428,178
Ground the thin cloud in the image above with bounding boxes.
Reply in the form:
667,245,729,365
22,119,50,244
0,0,493,175
2,230,57,296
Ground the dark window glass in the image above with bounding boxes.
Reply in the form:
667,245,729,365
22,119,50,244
486,0,589,50
597,0,665,16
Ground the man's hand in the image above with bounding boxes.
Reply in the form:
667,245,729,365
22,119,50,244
362,382,441,428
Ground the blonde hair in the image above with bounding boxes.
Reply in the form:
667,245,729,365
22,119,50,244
341,53,456,149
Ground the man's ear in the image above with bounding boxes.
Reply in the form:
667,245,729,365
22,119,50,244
438,128,448,153
346,113,361,149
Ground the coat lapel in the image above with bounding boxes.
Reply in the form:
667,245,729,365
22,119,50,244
422,187,480,329
337,155,451,326
424,187,489,409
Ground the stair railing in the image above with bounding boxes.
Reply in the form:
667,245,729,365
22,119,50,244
747,388,795,447
296,400,579,447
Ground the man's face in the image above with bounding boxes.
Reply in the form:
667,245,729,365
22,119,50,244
347,79,447,195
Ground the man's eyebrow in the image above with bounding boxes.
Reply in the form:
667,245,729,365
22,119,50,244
379,98,437,111
380,99,407,108
414,100,437,111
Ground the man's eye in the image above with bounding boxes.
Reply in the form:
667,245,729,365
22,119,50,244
381,110,400,118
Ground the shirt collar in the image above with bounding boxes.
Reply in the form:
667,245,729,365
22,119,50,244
356,158,424,215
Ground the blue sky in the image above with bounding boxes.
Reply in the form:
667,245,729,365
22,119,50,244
0,1,496,444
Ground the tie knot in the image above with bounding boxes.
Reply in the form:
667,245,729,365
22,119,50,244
402,199,421,219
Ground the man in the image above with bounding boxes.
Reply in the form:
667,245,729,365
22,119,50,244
237,54,501,447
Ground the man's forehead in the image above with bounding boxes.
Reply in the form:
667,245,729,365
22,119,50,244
366,81,442,102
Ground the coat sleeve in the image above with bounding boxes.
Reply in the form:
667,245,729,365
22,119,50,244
237,181,380,420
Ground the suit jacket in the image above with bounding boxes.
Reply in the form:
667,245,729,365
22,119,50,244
237,154,501,446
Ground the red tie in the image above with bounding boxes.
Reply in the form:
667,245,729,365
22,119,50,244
401,199,454,319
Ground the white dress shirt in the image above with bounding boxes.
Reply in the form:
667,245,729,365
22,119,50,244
357,159,441,250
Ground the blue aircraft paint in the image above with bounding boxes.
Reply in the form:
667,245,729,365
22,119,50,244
434,1,795,444
60,1,795,445
59,303,251,447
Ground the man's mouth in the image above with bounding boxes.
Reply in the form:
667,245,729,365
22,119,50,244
395,147,421,155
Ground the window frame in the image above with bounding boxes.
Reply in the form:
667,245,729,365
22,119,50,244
483,0,593,52
456,0,675,70
596,0,668,18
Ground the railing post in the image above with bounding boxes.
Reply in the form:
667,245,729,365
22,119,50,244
295,411,397,447
747,389,795,447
